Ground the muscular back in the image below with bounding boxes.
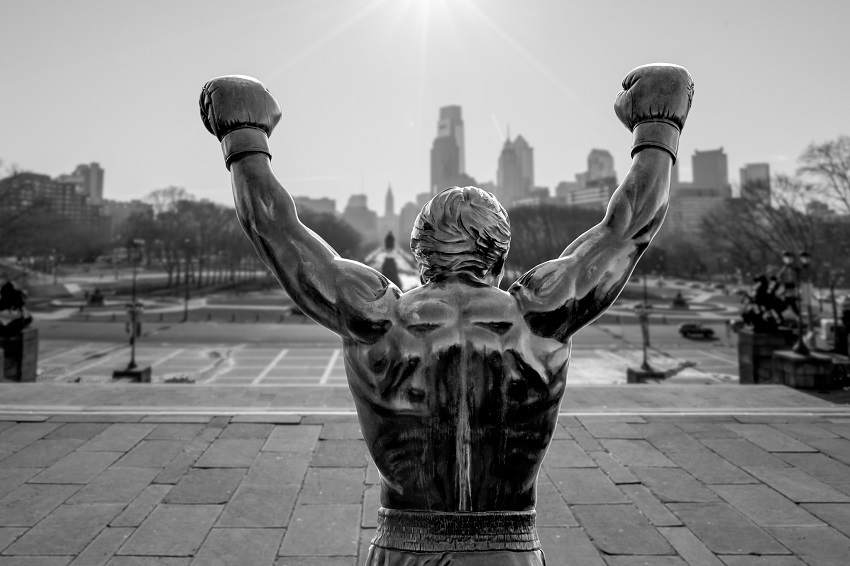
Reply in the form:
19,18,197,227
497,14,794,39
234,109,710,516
344,272,570,512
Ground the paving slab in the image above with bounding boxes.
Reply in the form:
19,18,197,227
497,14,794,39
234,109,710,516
621,485,683,530
542,439,597,468
0,528,28,553
742,466,850,503
78,424,157,453
776,452,850,484
190,528,283,566
31,451,122,484
262,425,322,452
244,452,311,486
723,424,816,452
310,440,368,467
215,483,300,528
193,438,264,467
658,527,725,566
0,439,85,468
118,504,222,556
67,467,160,504
601,439,677,467
668,502,789,555
588,450,640,484
718,557,806,566
69,526,132,566
143,424,205,441
765,526,850,566
0,483,81,526
4,503,123,555
546,467,629,504
535,474,578,527
278,504,360,556
573,504,673,555
666,452,756,485
164,468,246,504
699,439,790,468
537,527,605,566
106,557,190,566
111,440,190,469
299,467,365,505
0,468,40,499
631,468,719,503
802,503,850,538
709,484,825,527
109,484,171,528
0,557,74,566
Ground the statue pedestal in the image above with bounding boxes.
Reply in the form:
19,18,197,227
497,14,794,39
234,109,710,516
1,327,39,382
112,366,152,383
772,350,846,389
737,328,795,384
627,367,667,384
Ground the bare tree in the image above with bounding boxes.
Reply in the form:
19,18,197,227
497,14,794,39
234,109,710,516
798,135,850,214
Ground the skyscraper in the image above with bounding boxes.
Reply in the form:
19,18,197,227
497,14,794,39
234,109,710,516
496,134,534,207
740,163,770,205
56,162,105,205
692,149,729,191
430,106,475,194
385,184,395,218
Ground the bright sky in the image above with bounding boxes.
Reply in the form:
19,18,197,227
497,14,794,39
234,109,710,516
2,0,848,213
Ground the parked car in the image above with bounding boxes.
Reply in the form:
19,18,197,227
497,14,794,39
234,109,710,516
678,323,715,339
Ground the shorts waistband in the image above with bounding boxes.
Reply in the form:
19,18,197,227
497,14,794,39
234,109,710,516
371,508,540,553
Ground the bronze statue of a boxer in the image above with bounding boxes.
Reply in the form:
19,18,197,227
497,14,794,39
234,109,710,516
200,63,693,565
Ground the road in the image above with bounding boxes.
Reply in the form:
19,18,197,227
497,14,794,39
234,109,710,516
32,320,739,386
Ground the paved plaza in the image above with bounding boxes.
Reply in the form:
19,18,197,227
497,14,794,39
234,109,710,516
0,385,849,565
34,322,739,386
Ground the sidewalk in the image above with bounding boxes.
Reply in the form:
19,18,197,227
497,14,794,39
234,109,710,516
0,384,849,565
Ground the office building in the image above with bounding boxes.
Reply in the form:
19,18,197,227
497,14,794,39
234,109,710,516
740,163,771,206
342,194,378,241
294,196,336,215
554,149,617,209
496,134,534,207
430,106,476,194
55,162,105,205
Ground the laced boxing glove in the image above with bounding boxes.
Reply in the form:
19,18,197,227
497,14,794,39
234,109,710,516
614,64,694,164
199,75,282,169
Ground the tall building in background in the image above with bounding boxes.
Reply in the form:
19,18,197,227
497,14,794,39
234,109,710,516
587,149,615,182
55,162,104,205
661,148,732,240
554,149,617,209
294,196,336,215
740,163,771,206
430,106,475,194
377,184,397,241
496,134,534,207
0,172,109,236
342,194,378,242
692,149,729,192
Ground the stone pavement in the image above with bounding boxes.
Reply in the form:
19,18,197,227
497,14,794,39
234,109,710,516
1,385,850,565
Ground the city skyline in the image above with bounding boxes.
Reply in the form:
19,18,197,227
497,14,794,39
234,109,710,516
1,0,848,211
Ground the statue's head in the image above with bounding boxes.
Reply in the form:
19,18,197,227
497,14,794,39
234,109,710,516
410,187,510,285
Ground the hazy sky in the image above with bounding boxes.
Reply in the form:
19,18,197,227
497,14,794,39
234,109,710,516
2,0,848,212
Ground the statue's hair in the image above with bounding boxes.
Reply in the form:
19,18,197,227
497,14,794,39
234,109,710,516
410,187,511,283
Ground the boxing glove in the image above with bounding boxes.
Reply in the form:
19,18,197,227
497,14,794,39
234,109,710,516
199,75,282,169
614,64,693,164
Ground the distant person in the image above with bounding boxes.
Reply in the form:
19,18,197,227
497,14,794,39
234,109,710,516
200,63,693,565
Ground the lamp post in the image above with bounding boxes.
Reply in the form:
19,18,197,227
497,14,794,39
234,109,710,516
112,238,147,381
183,239,191,323
782,250,811,356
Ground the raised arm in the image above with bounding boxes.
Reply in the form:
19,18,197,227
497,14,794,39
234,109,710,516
199,76,398,343
510,64,693,341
